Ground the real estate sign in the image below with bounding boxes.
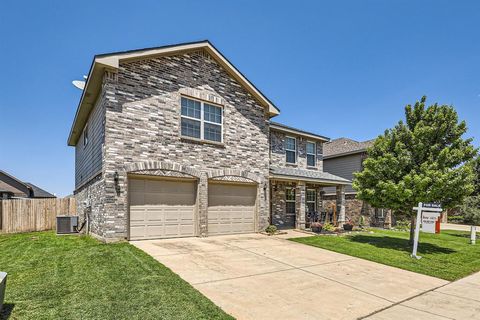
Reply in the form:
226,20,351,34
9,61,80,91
411,202,443,259
421,211,441,234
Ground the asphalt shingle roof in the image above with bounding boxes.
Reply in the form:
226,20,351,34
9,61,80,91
323,138,374,158
270,121,330,141
24,183,56,198
270,166,350,184
0,180,24,194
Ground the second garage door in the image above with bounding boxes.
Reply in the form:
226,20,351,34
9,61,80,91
129,177,196,240
208,182,257,235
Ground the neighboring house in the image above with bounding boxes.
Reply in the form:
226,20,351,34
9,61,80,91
0,170,56,199
68,40,349,242
323,138,392,227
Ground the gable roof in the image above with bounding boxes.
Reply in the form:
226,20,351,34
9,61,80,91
68,40,280,146
270,121,330,142
0,170,56,198
24,183,56,198
323,138,374,159
0,180,25,195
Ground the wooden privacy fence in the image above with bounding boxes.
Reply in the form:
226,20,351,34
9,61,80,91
0,198,77,234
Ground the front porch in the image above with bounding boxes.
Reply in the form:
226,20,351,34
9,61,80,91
269,167,350,230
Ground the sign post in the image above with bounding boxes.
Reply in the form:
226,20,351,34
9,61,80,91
411,202,442,259
471,226,477,245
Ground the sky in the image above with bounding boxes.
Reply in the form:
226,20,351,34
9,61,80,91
0,0,479,197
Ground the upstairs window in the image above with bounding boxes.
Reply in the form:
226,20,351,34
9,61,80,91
306,141,316,167
181,97,222,142
285,137,296,164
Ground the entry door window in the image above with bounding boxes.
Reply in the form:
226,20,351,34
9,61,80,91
306,189,316,213
285,188,296,214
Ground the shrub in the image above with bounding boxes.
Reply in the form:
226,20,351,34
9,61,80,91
461,196,480,226
359,216,366,227
395,219,411,231
323,223,335,232
448,215,465,224
265,225,277,235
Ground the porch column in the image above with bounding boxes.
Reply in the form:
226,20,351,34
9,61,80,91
198,172,208,237
336,185,346,226
296,181,306,229
316,188,323,213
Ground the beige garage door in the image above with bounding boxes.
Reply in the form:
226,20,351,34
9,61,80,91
129,177,196,240
208,182,257,235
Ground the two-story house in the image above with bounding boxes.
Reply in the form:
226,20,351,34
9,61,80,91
68,40,349,242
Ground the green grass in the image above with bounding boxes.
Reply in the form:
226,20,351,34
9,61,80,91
291,229,480,281
0,232,233,320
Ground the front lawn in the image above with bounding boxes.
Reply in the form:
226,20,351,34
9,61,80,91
0,232,232,320
291,229,480,281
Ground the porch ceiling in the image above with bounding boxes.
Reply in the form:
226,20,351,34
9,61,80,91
269,166,351,186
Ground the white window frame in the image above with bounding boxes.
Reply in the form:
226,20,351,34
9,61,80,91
306,141,316,167
285,136,297,164
180,97,223,143
306,188,316,213
285,187,296,215
83,124,89,148
375,208,386,219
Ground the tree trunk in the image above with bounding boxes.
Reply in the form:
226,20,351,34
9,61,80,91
409,215,416,245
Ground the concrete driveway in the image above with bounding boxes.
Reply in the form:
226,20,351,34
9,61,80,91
132,231,449,320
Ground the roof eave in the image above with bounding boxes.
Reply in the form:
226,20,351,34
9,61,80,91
269,123,330,142
323,149,367,159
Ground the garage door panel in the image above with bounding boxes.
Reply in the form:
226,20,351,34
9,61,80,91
129,178,196,240
208,182,256,235
143,193,196,206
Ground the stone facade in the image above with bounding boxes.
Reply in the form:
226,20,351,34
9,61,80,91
270,129,324,170
271,180,297,229
76,49,271,241
74,173,106,238
271,180,332,229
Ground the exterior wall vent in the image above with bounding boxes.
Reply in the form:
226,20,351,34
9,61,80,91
56,216,79,234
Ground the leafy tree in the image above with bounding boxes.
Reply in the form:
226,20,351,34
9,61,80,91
353,96,477,244
473,156,480,196
459,157,480,226
461,196,480,226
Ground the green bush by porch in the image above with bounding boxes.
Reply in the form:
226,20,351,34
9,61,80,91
291,229,480,281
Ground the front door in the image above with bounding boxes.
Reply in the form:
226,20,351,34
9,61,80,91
306,188,317,227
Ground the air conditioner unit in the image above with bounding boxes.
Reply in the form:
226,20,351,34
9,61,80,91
56,216,79,234
0,272,6,313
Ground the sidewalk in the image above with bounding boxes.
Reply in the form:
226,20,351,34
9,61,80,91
441,223,476,232
365,271,480,319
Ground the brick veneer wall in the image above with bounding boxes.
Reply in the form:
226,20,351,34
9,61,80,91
91,49,271,240
270,130,324,171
